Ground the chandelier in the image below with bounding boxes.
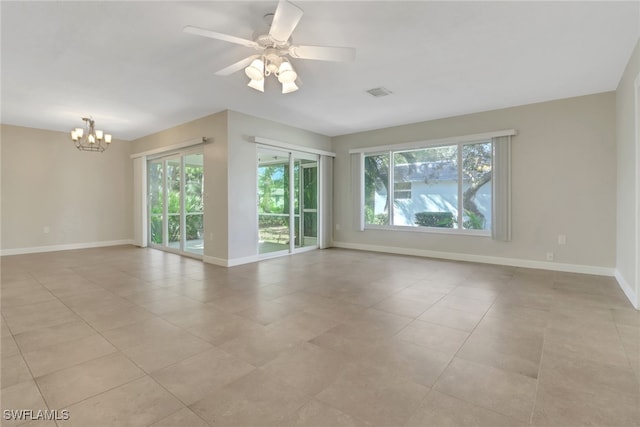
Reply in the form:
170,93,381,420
244,54,299,94
70,117,112,152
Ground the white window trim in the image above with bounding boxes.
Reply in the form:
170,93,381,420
365,224,490,237
361,137,497,236
130,137,208,159
349,129,516,155
252,136,336,158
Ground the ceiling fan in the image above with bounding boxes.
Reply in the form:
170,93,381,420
183,0,356,93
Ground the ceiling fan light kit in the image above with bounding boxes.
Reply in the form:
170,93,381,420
242,55,299,93
183,0,355,94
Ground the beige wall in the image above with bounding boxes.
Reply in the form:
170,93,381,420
616,39,640,308
1,124,133,252
332,92,617,271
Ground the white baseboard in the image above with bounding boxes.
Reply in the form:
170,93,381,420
204,252,283,267
0,239,135,256
332,241,615,277
615,270,639,309
203,256,229,267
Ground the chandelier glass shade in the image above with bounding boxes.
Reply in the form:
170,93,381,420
71,117,112,152
244,56,299,94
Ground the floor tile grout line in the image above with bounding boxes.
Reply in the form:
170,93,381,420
142,373,214,426
2,318,55,415
38,264,225,357
529,324,548,425
433,389,533,426
414,296,542,424
12,272,177,408
2,272,76,418
48,373,147,412
611,308,638,373
12,256,257,421
426,297,494,387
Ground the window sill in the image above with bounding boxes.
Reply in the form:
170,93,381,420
363,224,490,237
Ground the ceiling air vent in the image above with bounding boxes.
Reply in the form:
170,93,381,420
366,87,393,97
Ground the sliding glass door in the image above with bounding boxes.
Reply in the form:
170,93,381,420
295,156,318,250
258,149,290,255
257,147,318,256
148,152,203,257
183,154,204,255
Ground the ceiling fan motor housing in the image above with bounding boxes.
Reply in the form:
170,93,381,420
255,33,291,50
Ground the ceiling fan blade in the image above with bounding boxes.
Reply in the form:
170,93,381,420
289,45,356,62
269,0,303,43
215,55,260,76
183,26,260,49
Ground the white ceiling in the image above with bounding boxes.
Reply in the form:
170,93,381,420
2,1,639,141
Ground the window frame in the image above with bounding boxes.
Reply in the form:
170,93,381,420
361,140,493,237
393,181,412,200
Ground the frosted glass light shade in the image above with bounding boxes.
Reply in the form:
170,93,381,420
282,81,299,94
277,62,297,84
95,130,104,139
105,134,112,143
245,59,265,81
248,78,264,92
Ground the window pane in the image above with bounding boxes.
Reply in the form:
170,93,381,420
184,154,204,255
364,153,390,225
166,159,181,245
303,165,317,209
258,164,287,215
394,146,458,228
148,161,163,244
462,142,492,230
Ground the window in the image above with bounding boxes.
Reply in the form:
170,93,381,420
363,141,493,233
393,182,412,200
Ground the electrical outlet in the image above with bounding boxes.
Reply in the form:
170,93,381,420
546,252,554,261
558,234,566,245
335,224,341,231
43,226,50,234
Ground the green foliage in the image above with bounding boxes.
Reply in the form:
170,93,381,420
150,216,162,244
259,215,288,228
185,214,203,241
258,165,285,213
415,212,455,228
148,162,204,245
365,206,389,225
463,210,485,230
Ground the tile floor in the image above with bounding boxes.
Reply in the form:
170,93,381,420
1,246,638,426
